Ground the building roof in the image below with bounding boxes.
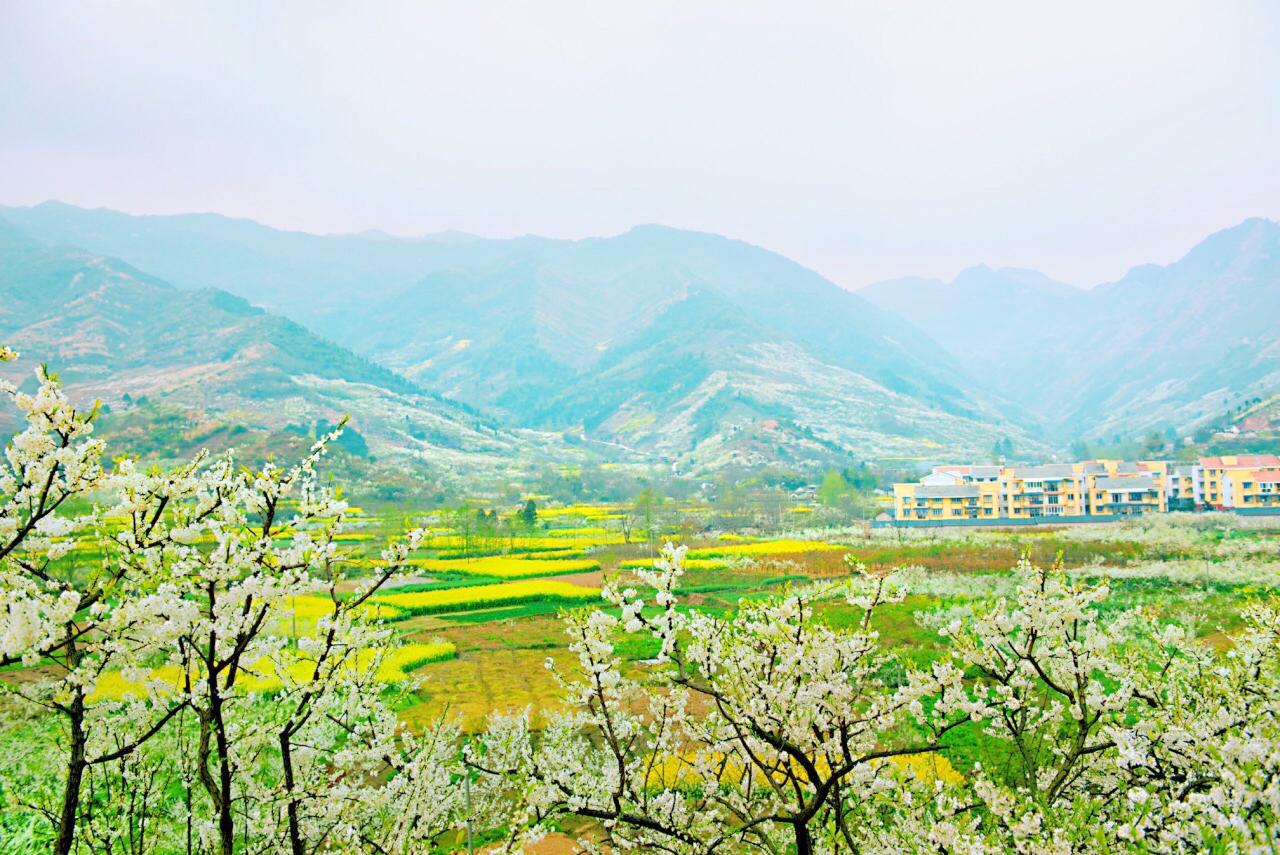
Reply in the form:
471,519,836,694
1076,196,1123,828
1200,454,1280,469
1095,476,1157,491
1248,471,1280,483
1012,464,1077,479
914,485,982,499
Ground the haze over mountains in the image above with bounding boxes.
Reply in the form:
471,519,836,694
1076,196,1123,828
861,218,1280,442
0,201,1275,471
0,219,554,473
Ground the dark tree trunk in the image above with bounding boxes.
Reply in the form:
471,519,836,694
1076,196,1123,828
54,689,87,855
793,820,814,855
280,732,305,855
211,687,234,855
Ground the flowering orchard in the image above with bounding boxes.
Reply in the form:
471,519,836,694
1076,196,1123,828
2,344,1279,854
467,545,1280,854
0,348,466,854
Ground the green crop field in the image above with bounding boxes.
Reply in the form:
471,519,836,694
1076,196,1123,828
5,497,1278,852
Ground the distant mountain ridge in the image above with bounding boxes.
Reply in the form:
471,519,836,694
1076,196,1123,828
0,203,1034,469
6,201,1273,464
0,200,523,337
859,218,1280,441
0,221,569,474
332,222,1037,468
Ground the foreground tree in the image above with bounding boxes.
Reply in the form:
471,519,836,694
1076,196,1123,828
0,351,198,854
935,558,1280,851
471,546,984,853
0,347,465,853
472,547,1280,853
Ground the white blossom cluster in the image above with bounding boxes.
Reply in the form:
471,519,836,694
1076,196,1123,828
0,351,466,854
471,546,1280,853
4,343,1278,853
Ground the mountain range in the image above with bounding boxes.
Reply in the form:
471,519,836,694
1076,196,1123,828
0,218,573,477
1,201,1275,472
860,218,1280,442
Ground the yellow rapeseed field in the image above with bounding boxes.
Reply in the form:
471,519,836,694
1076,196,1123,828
689,539,847,558
426,533,627,552
277,594,400,635
89,641,456,702
373,579,600,617
409,556,600,579
536,504,625,520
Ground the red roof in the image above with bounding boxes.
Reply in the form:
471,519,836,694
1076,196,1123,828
1200,454,1280,469
1250,471,1280,483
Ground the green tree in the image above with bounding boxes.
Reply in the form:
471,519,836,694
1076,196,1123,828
518,498,538,528
817,470,851,508
633,486,666,547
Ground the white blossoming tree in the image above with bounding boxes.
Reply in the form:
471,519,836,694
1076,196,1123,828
0,352,197,855
158,451,467,854
0,347,466,854
470,545,985,853
934,558,1280,852
471,547,1280,853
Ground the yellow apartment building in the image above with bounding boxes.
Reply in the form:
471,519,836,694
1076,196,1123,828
1001,464,1087,518
1087,475,1163,516
892,458,1199,523
893,481,1000,521
1195,455,1280,509
1167,466,1196,510
1222,468,1280,509
893,457,1280,523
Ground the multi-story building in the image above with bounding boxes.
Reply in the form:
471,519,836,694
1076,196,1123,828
1167,466,1196,510
893,480,1000,521
1194,455,1280,509
1088,475,1162,516
1083,460,1168,515
892,455,1280,523
1001,464,1088,518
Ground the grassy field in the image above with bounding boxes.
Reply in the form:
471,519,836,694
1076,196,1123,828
387,516,1280,734
7,507,1278,744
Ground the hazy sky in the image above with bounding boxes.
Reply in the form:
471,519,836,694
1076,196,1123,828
2,1,1277,288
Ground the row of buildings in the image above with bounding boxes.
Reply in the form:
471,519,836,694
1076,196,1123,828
892,454,1280,523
